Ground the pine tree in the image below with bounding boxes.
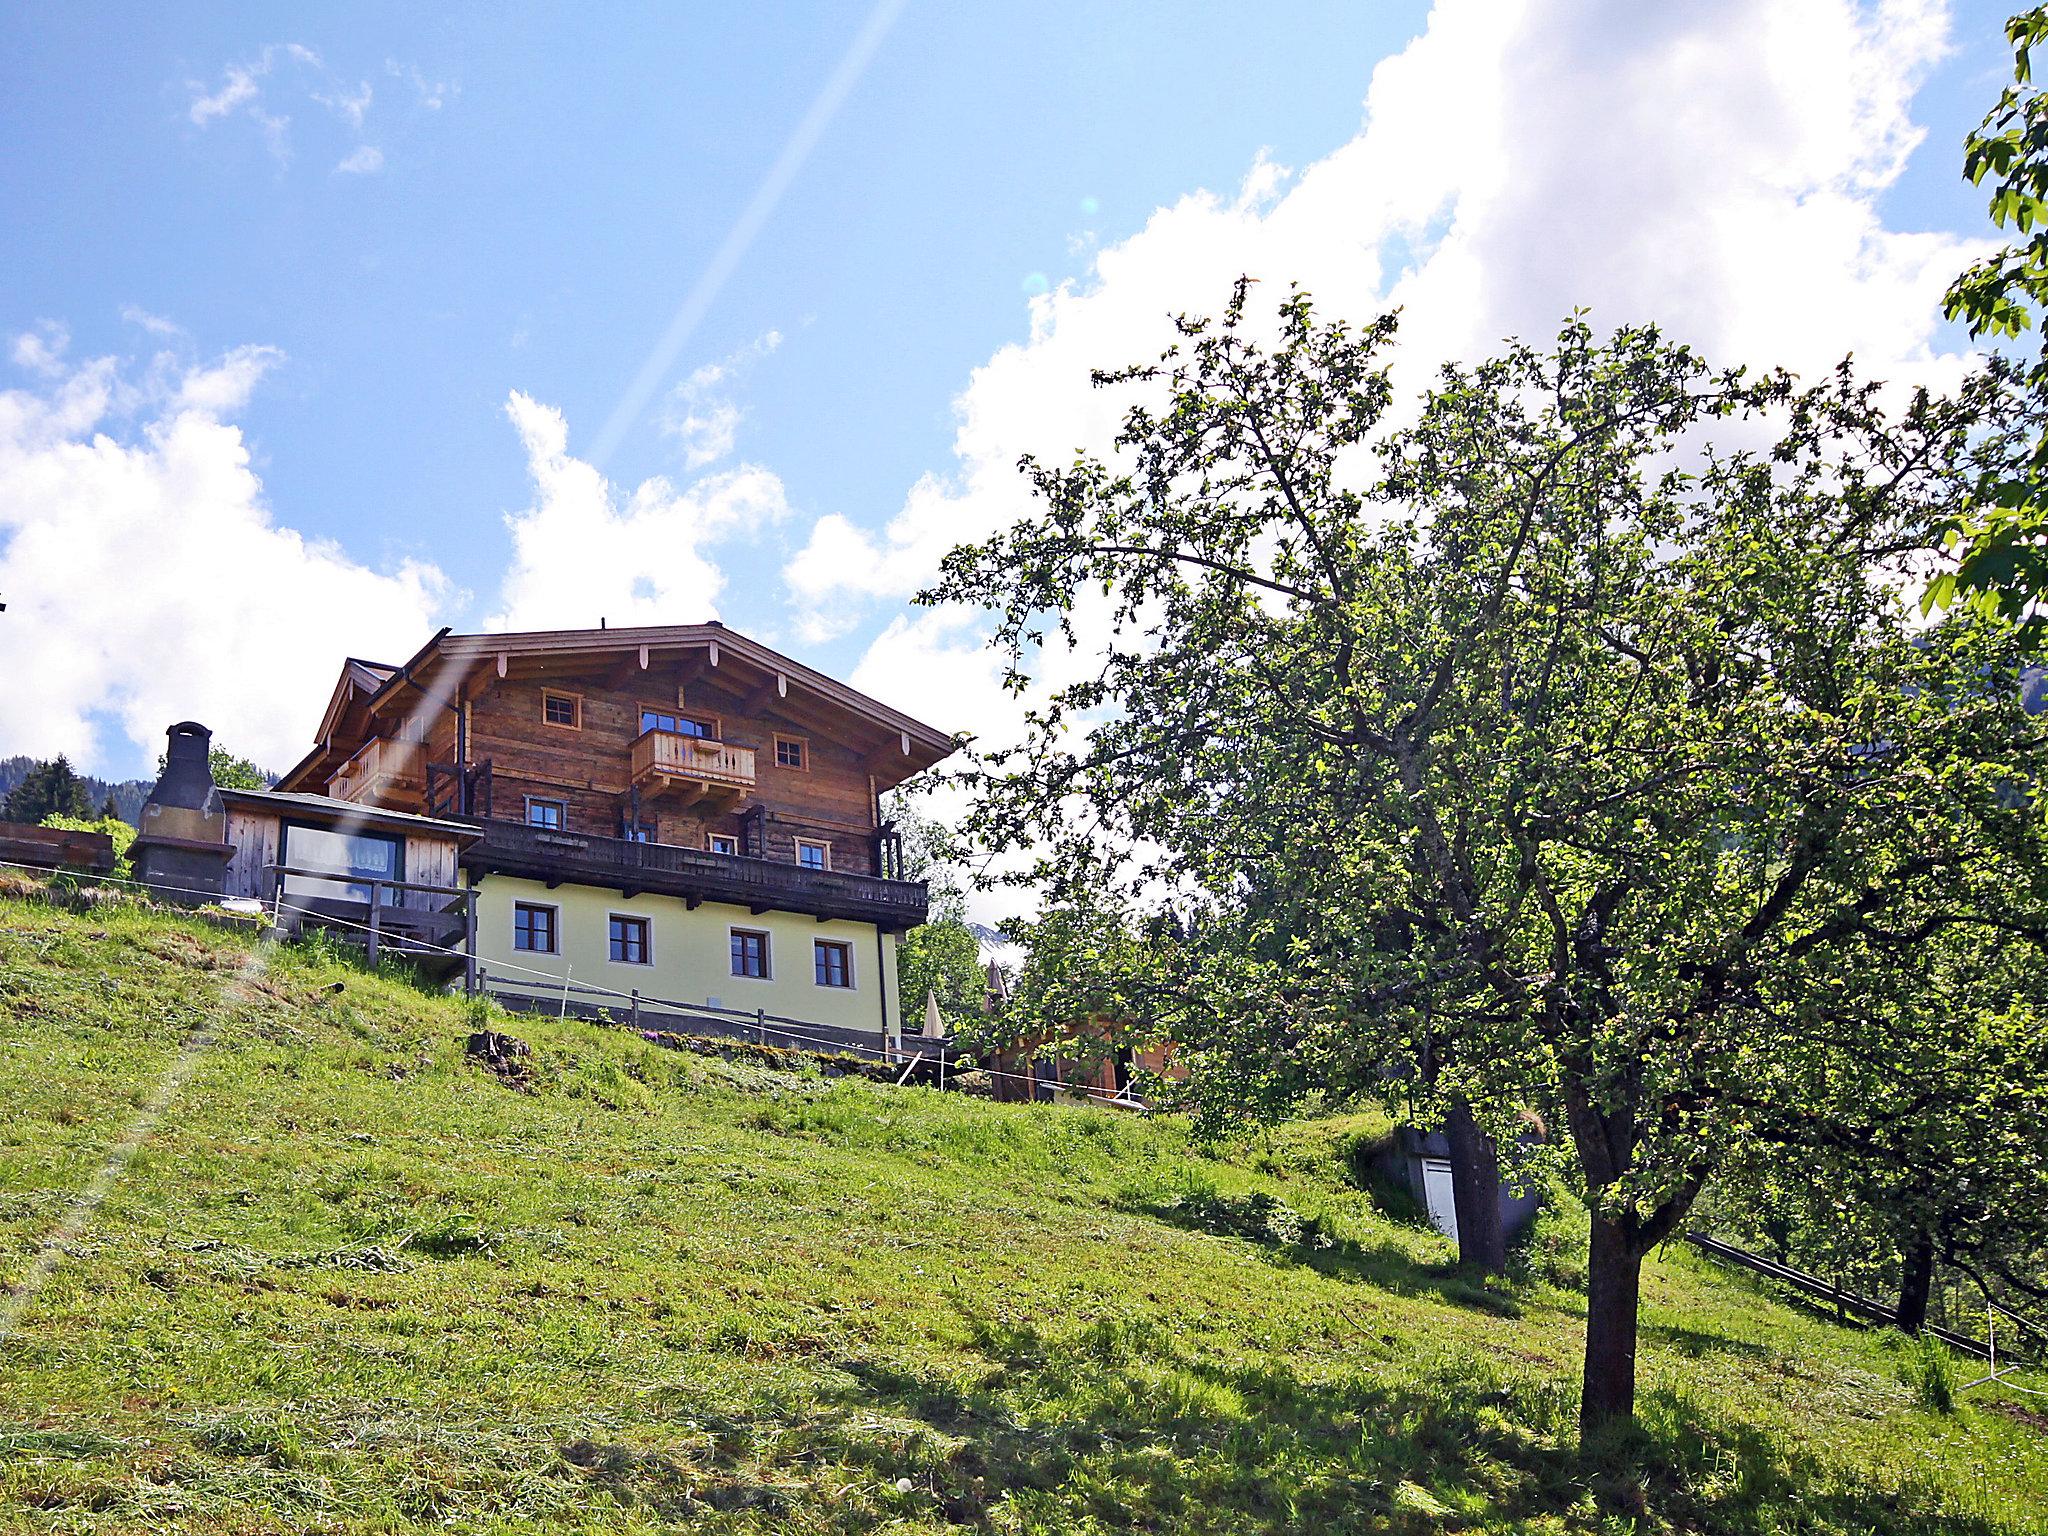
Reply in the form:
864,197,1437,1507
1,757,94,824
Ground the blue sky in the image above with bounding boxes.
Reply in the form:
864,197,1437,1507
0,0,2021,780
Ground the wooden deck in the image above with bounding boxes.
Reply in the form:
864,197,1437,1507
467,817,929,928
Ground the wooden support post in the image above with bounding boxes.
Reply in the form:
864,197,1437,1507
367,880,383,967
756,1006,767,1046
463,891,478,995
630,990,641,1031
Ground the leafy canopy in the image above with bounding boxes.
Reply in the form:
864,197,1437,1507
924,282,2048,1428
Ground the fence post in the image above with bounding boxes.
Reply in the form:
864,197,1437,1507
631,989,641,1031
463,891,478,995
756,1007,766,1046
367,880,382,967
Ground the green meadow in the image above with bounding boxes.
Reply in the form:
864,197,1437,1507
3,885,2045,1534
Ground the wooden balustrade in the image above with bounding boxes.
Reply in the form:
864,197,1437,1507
630,729,756,802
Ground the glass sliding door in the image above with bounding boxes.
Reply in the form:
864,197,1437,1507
280,822,404,905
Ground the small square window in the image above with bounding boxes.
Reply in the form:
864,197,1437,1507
814,940,852,989
730,928,770,979
513,902,558,954
795,838,829,871
775,736,807,770
526,798,566,830
542,692,580,728
609,914,650,965
707,833,739,856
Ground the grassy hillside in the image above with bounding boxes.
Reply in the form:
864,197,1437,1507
2,886,2045,1534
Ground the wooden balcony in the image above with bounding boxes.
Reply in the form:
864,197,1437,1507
328,736,425,810
630,729,755,805
467,818,930,929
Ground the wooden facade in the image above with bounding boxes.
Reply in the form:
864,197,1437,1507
275,623,957,931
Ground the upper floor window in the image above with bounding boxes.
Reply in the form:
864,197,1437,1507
622,820,657,844
730,927,770,979
814,939,852,989
609,914,651,965
795,837,830,871
513,902,558,954
526,797,566,830
640,708,717,739
542,691,581,729
707,833,739,856
774,734,808,771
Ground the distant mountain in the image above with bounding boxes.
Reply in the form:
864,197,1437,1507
968,921,1022,970
0,756,150,825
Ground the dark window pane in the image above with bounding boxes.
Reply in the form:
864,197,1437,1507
527,800,564,830
514,903,557,953
544,694,577,726
776,738,805,768
609,915,648,964
814,941,850,987
730,930,768,978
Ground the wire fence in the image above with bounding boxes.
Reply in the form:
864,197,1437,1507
0,854,1151,1110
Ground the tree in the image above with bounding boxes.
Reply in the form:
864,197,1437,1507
2,756,93,824
923,283,2048,1440
1936,7,2048,637
887,800,989,1031
898,919,986,1031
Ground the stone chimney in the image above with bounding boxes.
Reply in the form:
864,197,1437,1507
131,721,233,905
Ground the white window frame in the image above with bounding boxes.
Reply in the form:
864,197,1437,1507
512,900,560,955
794,837,831,871
607,911,653,967
707,832,740,856
729,925,773,982
813,938,856,990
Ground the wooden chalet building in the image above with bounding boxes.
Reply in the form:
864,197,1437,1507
257,622,958,1048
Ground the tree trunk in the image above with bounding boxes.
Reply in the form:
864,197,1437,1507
1896,1228,1936,1335
1581,1213,1643,1441
1444,1098,1508,1275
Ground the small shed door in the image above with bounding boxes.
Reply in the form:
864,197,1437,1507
1420,1158,1460,1243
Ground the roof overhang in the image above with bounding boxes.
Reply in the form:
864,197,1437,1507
220,787,484,844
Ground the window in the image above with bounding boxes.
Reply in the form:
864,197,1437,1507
639,708,718,739
622,820,657,843
814,940,852,989
774,734,808,770
794,837,830,871
526,797,566,830
707,833,739,856
279,823,402,904
513,902,558,953
609,914,651,965
542,692,580,729
730,927,770,979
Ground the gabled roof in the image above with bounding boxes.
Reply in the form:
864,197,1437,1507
278,622,961,794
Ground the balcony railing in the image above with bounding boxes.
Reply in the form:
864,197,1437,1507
329,736,425,807
630,730,756,801
467,817,929,928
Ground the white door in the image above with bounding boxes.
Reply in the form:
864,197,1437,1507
1421,1158,1460,1243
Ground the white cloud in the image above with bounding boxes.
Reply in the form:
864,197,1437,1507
0,338,448,775
316,82,373,131
794,0,1985,921
661,331,783,470
794,0,1978,627
119,306,183,338
186,46,430,171
489,391,792,631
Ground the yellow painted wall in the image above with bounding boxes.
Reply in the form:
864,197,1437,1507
469,875,900,1038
